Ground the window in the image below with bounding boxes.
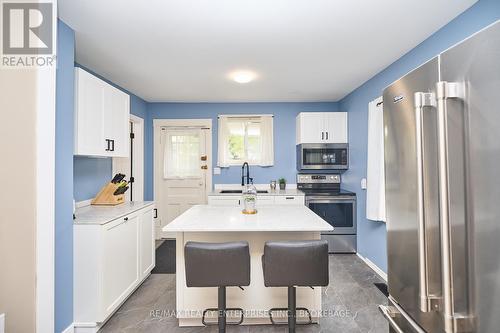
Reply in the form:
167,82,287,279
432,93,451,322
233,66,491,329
163,129,202,178
218,115,274,167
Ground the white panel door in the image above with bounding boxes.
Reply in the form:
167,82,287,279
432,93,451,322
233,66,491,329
74,68,105,155
157,127,209,238
101,214,139,319
139,208,155,279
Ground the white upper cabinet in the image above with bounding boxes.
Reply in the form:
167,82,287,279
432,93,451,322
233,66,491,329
296,112,348,144
74,67,130,157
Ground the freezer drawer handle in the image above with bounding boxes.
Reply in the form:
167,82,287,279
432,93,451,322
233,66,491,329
436,81,475,333
414,92,441,313
378,305,404,333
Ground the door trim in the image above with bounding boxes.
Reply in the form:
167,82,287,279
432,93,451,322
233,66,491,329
112,114,144,201
153,119,212,239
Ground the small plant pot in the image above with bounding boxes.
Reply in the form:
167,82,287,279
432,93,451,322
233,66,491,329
279,183,286,190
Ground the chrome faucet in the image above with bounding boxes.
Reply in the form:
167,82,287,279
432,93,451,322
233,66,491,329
241,162,251,186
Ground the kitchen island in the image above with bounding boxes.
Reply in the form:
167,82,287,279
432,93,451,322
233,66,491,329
163,204,333,327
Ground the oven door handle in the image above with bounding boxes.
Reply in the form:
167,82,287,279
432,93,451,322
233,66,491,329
306,197,356,203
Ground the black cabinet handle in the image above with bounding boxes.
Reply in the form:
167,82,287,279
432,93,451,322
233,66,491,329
321,132,324,140
153,208,158,218
286,197,294,200
326,132,329,140
124,217,129,221
105,139,110,151
110,139,115,152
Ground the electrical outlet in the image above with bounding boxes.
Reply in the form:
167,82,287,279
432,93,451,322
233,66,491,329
361,178,367,190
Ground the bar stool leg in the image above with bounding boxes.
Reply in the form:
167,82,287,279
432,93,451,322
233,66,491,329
288,286,296,333
218,286,226,333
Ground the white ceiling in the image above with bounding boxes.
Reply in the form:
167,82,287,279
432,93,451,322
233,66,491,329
59,0,476,102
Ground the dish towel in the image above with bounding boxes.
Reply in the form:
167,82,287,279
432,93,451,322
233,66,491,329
366,97,386,222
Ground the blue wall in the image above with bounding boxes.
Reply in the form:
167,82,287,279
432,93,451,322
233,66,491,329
144,102,339,200
73,65,147,201
339,0,500,273
55,20,74,333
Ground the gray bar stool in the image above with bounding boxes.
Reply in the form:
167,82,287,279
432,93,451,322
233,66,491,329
262,240,329,333
184,241,250,333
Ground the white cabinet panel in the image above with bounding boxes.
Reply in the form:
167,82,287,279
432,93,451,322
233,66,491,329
324,113,348,143
74,67,130,157
296,112,348,144
208,196,241,206
296,113,323,144
257,196,275,206
139,209,155,279
274,195,305,205
103,85,130,157
74,69,105,155
208,195,305,206
102,214,139,319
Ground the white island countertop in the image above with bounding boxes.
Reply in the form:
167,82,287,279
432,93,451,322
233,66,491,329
163,205,333,232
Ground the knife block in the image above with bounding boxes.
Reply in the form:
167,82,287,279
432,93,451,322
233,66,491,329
91,182,125,206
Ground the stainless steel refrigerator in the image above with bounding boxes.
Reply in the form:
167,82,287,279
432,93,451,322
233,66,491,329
379,20,500,333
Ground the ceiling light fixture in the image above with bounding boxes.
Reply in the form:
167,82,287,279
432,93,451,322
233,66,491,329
229,70,257,84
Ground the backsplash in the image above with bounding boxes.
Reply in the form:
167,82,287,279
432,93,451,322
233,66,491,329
73,156,112,201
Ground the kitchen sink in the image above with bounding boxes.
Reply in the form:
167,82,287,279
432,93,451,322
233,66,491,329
219,190,269,194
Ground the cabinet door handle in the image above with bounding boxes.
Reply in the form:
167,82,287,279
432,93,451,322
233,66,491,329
285,197,294,200
124,217,129,221
110,140,115,152
326,132,329,140
153,208,158,219
105,139,110,151
321,132,324,140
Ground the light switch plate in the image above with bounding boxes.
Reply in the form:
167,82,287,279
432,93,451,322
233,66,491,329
213,167,221,175
361,178,367,190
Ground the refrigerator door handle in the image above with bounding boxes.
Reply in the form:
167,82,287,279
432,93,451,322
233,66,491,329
379,305,405,333
414,92,440,313
436,81,475,333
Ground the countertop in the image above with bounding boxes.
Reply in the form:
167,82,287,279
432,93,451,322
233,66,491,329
163,205,333,232
74,201,155,225
208,188,304,196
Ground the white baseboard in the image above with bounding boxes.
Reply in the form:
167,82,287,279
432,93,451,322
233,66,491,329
61,323,74,333
356,253,387,282
0,313,5,333
73,322,99,333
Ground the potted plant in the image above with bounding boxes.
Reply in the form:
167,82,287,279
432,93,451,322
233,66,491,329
278,178,286,190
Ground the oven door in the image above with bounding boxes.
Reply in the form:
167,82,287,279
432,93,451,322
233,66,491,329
297,143,349,170
305,196,356,234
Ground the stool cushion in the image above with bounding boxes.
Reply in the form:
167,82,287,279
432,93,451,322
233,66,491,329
262,240,329,287
184,241,250,287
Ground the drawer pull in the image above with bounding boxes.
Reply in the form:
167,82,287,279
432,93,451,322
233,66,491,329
124,217,129,221
285,197,295,200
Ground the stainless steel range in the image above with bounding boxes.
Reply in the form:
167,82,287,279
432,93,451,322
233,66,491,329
297,174,356,253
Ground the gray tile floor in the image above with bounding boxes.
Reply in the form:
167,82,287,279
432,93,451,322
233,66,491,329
100,254,388,332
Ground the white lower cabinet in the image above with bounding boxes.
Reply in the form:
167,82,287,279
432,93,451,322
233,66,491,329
208,196,241,206
208,195,304,206
74,205,155,330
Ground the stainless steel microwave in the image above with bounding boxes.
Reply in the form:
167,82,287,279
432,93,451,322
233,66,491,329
296,143,349,171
